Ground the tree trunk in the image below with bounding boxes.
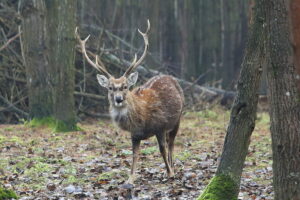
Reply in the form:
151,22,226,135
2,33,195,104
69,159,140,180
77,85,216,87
20,0,77,131
177,0,188,79
19,0,53,119
198,0,265,198
291,0,300,91
265,0,300,199
46,0,77,131
220,0,233,89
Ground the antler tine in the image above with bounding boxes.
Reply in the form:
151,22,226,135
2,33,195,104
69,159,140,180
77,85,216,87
75,27,112,78
127,53,137,69
124,20,150,76
95,55,110,75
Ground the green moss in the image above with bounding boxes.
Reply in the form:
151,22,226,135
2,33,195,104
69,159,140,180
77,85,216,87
103,138,114,146
197,174,238,200
64,175,78,184
196,110,218,119
53,120,82,132
27,117,82,132
256,113,270,127
120,149,132,156
3,127,13,132
27,117,56,127
98,171,118,180
10,136,23,145
0,135,7,145
0,187,18,200
98,170,128,181
175,150,192,161
61,164,81,184
0,135,23,147
141,146,158,155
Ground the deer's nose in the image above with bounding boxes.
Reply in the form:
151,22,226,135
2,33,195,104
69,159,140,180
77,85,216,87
115,96,123,103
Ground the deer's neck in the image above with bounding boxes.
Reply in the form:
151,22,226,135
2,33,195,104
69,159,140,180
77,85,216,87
110,91,145,131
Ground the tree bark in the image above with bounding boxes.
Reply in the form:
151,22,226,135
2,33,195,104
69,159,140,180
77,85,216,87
290,0,300,91
46,0,77,131
198,0,265,198
221,0,233,89
19,0,53,119
20,0,77,131
177,0,188,79
265,0,300,199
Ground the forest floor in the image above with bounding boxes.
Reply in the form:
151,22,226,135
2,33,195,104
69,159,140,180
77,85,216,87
0,107,273,200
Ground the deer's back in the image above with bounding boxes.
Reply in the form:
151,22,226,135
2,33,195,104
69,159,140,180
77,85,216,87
131,75,184,134
143,75,184,113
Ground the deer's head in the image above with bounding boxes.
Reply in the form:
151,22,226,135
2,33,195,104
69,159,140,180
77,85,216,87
75,20,150,108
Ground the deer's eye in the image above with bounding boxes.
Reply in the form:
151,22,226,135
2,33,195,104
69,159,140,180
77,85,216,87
124,85,127,90
109,86,113,90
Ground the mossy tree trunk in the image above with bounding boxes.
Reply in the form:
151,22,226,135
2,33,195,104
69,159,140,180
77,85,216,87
265,0,300,199
45,0,77,131
198,0,266,199
20,0,53,119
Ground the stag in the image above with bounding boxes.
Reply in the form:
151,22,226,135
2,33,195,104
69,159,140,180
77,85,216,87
75,21,184,183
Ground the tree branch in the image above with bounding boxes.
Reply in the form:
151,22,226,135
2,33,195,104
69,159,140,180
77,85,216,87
0,32,22,52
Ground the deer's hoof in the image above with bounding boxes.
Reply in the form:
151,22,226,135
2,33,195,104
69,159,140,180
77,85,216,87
168,170,175,178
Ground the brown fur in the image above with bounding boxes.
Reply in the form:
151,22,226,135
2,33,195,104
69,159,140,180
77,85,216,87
110,75,184,139
108,75,184,182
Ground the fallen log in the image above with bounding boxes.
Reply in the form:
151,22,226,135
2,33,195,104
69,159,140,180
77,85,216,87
74,91,105,100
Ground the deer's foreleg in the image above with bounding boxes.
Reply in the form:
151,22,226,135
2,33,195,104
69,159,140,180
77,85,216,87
127,138,141,184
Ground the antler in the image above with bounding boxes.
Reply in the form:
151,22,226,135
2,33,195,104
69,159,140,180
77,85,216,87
75,27,112,78
123,20,150,77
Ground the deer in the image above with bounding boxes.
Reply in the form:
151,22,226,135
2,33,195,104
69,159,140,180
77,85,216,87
75,20,184,184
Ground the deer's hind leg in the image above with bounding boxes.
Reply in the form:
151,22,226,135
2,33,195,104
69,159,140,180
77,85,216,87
156,132,174,177
168,121,180,168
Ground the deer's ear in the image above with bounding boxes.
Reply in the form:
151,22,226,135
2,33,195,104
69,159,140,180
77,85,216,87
97,74,109,88
127,72,138,87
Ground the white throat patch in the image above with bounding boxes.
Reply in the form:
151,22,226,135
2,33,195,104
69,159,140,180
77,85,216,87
110,107,128,121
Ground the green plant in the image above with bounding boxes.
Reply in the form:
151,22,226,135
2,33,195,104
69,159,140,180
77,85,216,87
175,150,192,161
27,117,82,132
0,187,18,200
141,146,157,155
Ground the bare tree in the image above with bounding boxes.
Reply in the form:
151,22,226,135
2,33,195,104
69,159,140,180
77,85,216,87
20,0,53,119
46,0,77,131
198,0,266,198
20,0,77,131
265,0,300,198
